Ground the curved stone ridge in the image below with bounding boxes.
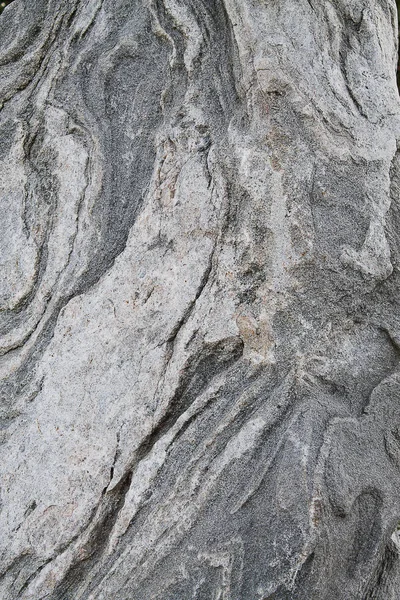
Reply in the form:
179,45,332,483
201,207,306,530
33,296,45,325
0,1,400,598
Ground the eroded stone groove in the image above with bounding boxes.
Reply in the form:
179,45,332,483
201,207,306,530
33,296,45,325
1,0,400,598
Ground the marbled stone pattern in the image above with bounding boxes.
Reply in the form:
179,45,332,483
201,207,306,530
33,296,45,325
1,0,400,598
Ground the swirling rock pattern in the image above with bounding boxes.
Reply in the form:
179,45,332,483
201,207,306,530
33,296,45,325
1,0,400,598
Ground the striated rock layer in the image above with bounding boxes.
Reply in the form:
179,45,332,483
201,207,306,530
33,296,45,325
1,0,400,598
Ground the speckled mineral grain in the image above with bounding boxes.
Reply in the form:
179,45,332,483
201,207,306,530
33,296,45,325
1,0,400,598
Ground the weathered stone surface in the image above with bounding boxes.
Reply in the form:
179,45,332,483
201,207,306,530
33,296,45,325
1,0,400,598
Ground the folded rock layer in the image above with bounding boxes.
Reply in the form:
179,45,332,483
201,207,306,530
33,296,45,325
1,0,400,598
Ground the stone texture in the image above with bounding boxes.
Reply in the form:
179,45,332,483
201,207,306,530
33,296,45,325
1,0,400,598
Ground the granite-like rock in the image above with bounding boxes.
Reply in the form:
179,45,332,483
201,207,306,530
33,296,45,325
1,0,400,598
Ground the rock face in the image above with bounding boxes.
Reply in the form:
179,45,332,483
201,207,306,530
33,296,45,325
1,0,400,598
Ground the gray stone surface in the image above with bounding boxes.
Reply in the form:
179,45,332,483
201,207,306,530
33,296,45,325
1,0,400,598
